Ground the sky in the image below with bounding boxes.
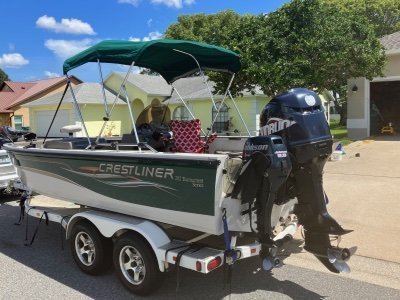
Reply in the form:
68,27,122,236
0,0,289,83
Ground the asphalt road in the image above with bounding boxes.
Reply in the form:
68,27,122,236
0,197,399,300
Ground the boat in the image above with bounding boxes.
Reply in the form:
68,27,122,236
4,39,354,273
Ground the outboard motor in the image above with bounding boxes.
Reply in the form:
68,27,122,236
259,88,353,273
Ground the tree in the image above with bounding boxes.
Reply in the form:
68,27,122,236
165,1,387,124
255,0,386,124
0,68,9,87
318,0,400,124
321,0,400,37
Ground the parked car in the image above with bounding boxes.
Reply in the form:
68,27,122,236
0,126,36,148
0,149,19,193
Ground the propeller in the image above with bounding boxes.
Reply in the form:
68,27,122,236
327,246,357,263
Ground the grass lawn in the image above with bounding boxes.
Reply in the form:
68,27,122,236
329,120,353,146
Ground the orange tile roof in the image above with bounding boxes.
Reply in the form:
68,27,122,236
0,82,35,113
0,76,82,113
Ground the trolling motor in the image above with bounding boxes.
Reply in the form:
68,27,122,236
231,135,292,270
258,88,355,273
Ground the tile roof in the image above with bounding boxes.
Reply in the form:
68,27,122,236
166,76,264,104
8,77,70,109
0,76,82,113
111,72,264,104
0,82,35,113
111,72,172,96
23,82,125,107
380,31,400,52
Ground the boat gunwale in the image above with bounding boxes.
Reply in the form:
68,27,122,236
4,143,225,168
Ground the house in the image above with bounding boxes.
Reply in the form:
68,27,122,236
105,72,269,136
0,76,81,129
23,82,125,137
347,31,400,139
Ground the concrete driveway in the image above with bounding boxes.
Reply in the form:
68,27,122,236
281,136,400,290
324,136,400,263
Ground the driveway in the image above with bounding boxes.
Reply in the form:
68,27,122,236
324,136,400,263
281,136,400,290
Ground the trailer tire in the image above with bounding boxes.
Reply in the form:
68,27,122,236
113,232,163,296
70,221,112,275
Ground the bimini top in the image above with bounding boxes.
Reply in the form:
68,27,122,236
63,39,241,83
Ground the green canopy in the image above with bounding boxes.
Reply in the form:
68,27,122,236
63,39,241,83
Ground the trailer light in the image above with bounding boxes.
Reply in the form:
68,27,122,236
196,261,202,271
207,257,222,271
251,248,257,254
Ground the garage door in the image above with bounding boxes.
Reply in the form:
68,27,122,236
35,110,71,137
370,81,400,135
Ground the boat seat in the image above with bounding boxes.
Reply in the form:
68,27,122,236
170,119,216,153
60,125,82,137
43,138,90,150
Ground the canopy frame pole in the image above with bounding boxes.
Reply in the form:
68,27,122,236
43,77,71,145
68,76,91,146
96,61,135,143
170,85,206,136
172,49,217,110
207,74,235,138
228,90,252,137
122,84,141,151
97,59,110,116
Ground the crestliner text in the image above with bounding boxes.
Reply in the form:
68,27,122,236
99,163,174,179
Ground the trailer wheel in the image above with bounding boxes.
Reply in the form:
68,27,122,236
113,232,163,296
70,222,112,275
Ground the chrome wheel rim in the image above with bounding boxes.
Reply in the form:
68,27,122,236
75,231,96,266
119,245,146,285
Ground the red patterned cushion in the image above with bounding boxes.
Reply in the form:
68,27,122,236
171,119,204,153
171,119,217,153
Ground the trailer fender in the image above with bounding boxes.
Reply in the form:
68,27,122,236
66,210,171,271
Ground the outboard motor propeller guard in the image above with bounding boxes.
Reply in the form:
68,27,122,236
259,88,353,273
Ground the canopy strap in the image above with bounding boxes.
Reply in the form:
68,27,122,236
43,78,70,144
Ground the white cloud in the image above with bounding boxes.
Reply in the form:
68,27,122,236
36,15,96,35
118,0,141,6
44,71,61,78
44,39,94,59
147,18,153,27
119,0,194,9
151,0,182,8
129,31,162,42
0,53,29,68
143,31,163,41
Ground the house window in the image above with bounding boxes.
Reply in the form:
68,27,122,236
212,102,229,133
13,115,23,130
173,105,190,121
